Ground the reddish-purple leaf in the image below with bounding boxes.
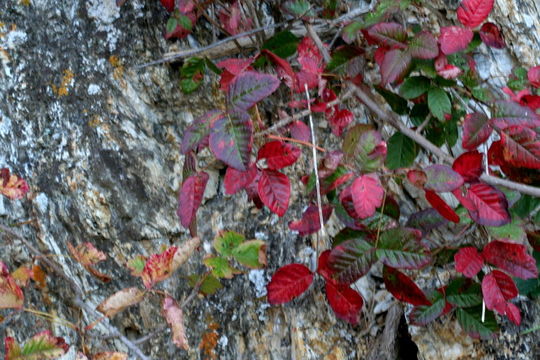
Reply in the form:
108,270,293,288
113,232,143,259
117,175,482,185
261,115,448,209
328,236,377,284
380,49,412,86
297,36,324,75
482,240,538,279
288,204,333,236
325,281,363,325
181,111,224,154
160,0,174,12
289,121,311,143
462,112,493,150
257,141,301,170
383,265,431,306
267,263,314,305
406,208,448,236
228,71,280,111
528,66,540,88
162,296,190,350
367,22,408,49
328,108,354,137
408,31,438,59
424,164,464,192
439,26,474,55
407,169,427,188
224,164,258,195
452,150,484,182
349,174,384,219
479,22,505,48
209,109,252,171
318,151,344,179
457,0,494,28
482,270,517,315
0,168,29,200
424,190,460,223
453,183,510,227
177,172,209,228
258,169,290,216
454,247,484,278
500,126,540,169
490,100,540,129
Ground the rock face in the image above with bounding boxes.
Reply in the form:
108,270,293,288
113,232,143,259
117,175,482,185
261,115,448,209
0,0,538,359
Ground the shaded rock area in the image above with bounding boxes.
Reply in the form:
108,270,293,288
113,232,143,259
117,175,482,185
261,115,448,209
0,0,538,359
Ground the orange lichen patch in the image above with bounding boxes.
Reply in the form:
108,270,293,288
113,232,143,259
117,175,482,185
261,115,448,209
32,265,47,288
88,115,102,128
109,55,125,86
51,69,75,97
199,322,219,360
20,0,31,5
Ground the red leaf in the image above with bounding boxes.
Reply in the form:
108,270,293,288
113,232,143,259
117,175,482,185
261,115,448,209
491,100,540,129
367,22,408,49
267,263,314,305
160,0,174,12
325,281,363,325
435,54,463,79
424,164,464,192
328,109,354,137
500,126,540,169
288,204,333,236
520,95,540,111
348,174,384,219
482,240,538,279
219,1,252,36
289,121,311,143
462,112,492,150
258,169,290,216
257,141,301,170
454,247,484,278
479,22,505,48
228,71,280,111
317,250,335,283
482,270,517,315
67,242,111,283
452,183,510,226
439,26,473,55
424,190,460,223
262,50,297,90
457,0,494,28
380,49,412,86
383,265,431,306
217,58,254,91
224,164,258,195
407,169,427,188
177,171,209,228
528,66,540,88
452,150,484,182
505,302,521,325
141,247,178,288
0,168,29,200
297,37,324,75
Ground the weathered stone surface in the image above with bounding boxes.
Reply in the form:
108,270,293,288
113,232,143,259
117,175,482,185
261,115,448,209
0,0,538,359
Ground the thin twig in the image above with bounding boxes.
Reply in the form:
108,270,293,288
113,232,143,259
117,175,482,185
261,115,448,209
330,2,373,26
351,84,540,198
305,23,330,63
267,134,326,152
304,84,326,260
134,21,285,69
256,89,354,137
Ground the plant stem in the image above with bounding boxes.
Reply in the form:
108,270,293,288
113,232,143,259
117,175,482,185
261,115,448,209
267,134,326,152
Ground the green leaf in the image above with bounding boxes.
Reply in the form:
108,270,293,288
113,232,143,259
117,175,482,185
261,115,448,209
231,240,267,269
486,217,526,242
386,132,418,169
342,125,386,173
399,76,431,99
178,14,193,31
127,255,146,276
512,195,540,219
188,274,223,296
427,87,451,121
180,57,206,94
342,21,363,43
166,17,178,34
180,78,201,94
284,0,314,17
410,103,429,126
409,297,446,325
376,87,408,115
326,45,364,73
376,228,431,269
6,331,68,360
203,256,237,279
457,307,498,340
331,228,370,248
262,31,299,59
445,278,482,307
214,231,245,257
